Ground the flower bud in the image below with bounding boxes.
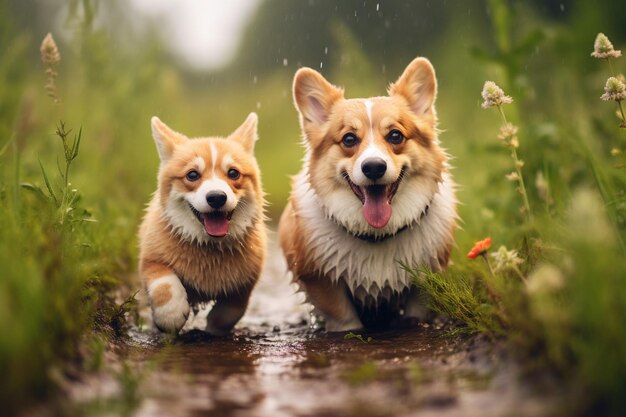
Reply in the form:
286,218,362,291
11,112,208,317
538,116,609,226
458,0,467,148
601,77,626,101
591,33,622,59
481,81,513,109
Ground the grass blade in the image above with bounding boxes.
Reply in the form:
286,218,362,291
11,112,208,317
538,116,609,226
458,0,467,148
38,158,58,206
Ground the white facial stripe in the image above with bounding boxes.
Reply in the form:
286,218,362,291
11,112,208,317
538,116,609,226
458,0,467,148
192,156,206,174
186,178,237,212
221,154,234,173
210,142,218,177
364,99,375,145
350,99,397,186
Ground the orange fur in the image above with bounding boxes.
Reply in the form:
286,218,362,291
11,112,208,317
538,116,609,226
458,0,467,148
280,57,457,331
139,113,266,334
151,284,172,307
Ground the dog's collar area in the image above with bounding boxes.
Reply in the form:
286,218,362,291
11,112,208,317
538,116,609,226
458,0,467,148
334,202,431,244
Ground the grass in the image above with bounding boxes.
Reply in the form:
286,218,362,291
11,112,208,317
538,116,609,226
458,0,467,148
1,1,625,416
406,9,626,415
0,118,135,413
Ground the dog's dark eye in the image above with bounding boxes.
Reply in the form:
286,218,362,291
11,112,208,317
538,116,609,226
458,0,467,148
386,130,405,145
185,170,201,181
341,133,359,148
227,168,241,180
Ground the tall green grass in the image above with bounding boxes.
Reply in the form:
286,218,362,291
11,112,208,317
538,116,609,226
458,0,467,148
0,1,624,415
0,28,137,412
0,120,136,412
408,5,626,414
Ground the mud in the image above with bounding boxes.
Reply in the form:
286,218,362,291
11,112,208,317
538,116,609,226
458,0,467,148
66,239,558,417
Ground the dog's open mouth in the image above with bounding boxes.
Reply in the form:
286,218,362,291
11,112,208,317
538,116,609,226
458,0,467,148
343,169,406,229
189,204,234,237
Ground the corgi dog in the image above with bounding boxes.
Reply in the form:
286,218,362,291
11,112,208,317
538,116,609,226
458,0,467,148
139,113,266,335
279,57,457,331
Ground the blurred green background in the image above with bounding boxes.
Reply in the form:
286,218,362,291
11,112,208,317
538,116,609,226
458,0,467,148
2,0,624,224
2,0,626,414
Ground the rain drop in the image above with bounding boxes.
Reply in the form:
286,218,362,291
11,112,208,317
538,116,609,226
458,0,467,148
253,75,258,84
256,102,261,109
324,46,328,55
376,3,379,11
320,62,323,69
283,58,288,66
560,3,564,12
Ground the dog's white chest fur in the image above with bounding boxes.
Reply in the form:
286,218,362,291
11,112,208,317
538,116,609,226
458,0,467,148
292,170,456,299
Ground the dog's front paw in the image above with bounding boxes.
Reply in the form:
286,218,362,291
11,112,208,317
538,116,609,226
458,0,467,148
148,275,190,334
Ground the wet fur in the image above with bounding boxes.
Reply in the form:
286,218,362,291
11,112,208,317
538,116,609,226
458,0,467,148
139,114,266,335
279,57,457,331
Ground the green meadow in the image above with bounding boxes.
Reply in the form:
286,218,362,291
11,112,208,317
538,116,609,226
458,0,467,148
1,0,625,415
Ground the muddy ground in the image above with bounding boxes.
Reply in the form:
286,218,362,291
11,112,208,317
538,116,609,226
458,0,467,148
63,240,560,417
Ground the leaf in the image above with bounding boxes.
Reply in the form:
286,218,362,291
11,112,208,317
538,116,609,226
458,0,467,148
38,159,58,206
71,127,82,160
344,332,373,343
21,182,49,202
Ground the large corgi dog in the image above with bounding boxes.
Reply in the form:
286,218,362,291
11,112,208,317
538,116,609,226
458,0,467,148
279,57,457,331
139,113,266,335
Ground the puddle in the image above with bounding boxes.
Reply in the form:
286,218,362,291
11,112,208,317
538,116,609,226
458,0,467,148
70,237,558,417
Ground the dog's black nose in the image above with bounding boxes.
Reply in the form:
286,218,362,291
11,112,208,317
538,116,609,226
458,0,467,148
361,158,387,180
206,191,227,209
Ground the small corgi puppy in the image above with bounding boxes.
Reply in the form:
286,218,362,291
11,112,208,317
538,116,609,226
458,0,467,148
279,57,457,331
139,113,266,335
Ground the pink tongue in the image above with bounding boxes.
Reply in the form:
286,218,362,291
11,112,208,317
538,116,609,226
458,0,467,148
203,213,229,237
362,186,392,229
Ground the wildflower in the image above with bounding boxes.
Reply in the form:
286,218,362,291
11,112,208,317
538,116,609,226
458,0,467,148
601,77,626,101
467,237,492,259
610,148,622,156
526,264,565,294
481,81,513,109
497,123,520,148
498,123,518,140
491,245,523,274
505,172,519,181
591,33,622,59
40,32,61,104
40,33,60,66
515,159,524,168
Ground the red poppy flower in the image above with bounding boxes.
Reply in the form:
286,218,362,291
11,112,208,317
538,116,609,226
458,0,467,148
467,237,492,259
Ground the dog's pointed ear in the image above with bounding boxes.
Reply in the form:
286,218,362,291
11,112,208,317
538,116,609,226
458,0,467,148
151,117,187,162
388,57,437,117
293,68,344,128
230,112,258,153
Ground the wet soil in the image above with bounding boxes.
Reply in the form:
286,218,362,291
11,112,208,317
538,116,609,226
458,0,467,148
67,240,559,417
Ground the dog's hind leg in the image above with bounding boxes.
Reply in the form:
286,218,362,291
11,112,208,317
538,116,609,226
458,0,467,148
205,284,254,336
403,285,435,323
299,274,363,332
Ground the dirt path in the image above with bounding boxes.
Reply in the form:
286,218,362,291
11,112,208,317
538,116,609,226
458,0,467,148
73,239,557,417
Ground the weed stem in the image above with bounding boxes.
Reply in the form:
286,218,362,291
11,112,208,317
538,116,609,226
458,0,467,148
496,105,532,220
512,266,527,282
497,105,508,124
511,146,532,219
616,101,626,128
607,58,616,76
